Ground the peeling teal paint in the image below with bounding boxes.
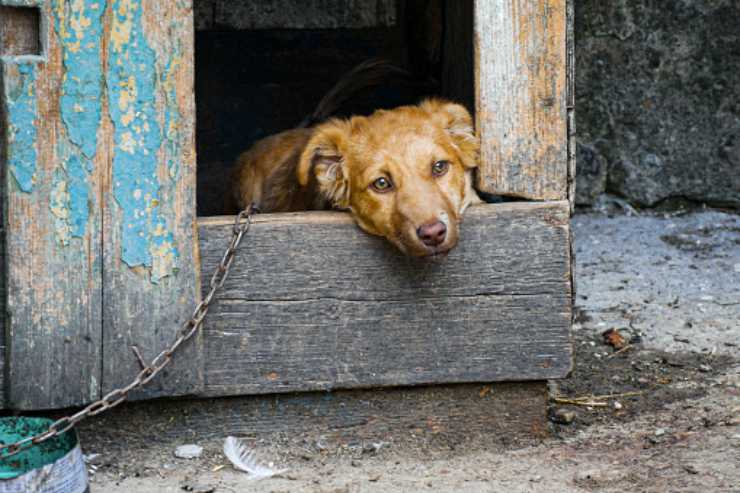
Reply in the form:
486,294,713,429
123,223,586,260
50,0,106,241
108,0,179,282
3,63,38,192
162,48,182,179
53,0,105,159
50,155,91,244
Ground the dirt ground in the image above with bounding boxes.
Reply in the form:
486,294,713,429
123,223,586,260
81,205,739,492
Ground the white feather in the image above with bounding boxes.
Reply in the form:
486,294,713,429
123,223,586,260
222,436,288,480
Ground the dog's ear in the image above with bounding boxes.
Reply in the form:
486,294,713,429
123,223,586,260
297,120,351,208
420,99,479,169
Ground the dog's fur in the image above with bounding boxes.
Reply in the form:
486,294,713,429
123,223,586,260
231,63,481,257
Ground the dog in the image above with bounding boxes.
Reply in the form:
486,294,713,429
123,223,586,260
231,61,481,257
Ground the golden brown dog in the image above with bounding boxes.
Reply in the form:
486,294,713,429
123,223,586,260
231,64,480,257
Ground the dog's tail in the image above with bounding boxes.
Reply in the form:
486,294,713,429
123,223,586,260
299,59,411,128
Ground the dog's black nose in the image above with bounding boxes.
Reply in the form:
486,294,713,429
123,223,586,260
417,221,447,247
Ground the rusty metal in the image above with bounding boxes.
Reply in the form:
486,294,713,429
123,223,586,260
0,206,257,459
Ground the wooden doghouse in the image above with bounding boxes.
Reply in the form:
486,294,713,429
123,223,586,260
0,0,574,438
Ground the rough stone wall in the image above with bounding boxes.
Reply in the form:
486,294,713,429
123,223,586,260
575,0,740,208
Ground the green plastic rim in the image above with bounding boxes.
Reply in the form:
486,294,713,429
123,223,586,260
0,417,78,479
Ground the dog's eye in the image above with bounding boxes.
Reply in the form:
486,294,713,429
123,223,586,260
432,160,450,177
371,176,393,192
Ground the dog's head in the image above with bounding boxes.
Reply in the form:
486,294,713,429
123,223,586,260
297,99,480,257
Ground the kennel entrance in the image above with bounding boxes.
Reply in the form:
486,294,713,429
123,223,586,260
1,0,573,433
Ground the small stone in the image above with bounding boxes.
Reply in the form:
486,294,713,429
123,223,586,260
574,468,623,484
175,444,203,459
613,401,623,410
351,460,361,467
654,428,666,437
684,465,699,475
550,408,576,424
698,364,712,373
180,483,215,493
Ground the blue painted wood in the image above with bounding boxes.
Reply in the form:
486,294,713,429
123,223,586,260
101,0,201,400
2,0,105,409
1,0,200,409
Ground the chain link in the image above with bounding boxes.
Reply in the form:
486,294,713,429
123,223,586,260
0,206,256,459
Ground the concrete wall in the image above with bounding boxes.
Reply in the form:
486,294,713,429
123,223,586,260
575,0,740,208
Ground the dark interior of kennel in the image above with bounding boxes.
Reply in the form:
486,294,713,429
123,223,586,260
194,1,474,216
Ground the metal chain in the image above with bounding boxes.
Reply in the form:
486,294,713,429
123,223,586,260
0,206,257,460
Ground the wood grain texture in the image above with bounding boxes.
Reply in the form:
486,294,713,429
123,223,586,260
195,0,397,31
474,0,568,200
101,0,202,401
199,202,572,397
79,382,550,448
1,0,104,409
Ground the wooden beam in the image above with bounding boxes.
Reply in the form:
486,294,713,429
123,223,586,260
474,0,568,201
101,0,202,401
1,1,104,409
198,202,572,397
79,382,550,448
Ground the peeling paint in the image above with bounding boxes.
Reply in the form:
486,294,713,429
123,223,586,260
162,47,182,179
3,62,38,192
54,0,105,158
50,170,72,244
108,0,178,282
51,0,106,241
50,155,91,244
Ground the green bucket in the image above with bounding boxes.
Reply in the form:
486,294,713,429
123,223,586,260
0,417,89,492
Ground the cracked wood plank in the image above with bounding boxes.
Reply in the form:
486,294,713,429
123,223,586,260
198,202,573,397
1,0,104,410
101,0,201,400
474,0,569,200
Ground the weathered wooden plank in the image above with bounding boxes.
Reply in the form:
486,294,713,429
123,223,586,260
1,0,105,409
196,0,397,31
101,0,201,400
78,382,550,449
199,202,572,397
0,5,40,56
474,0,568,200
